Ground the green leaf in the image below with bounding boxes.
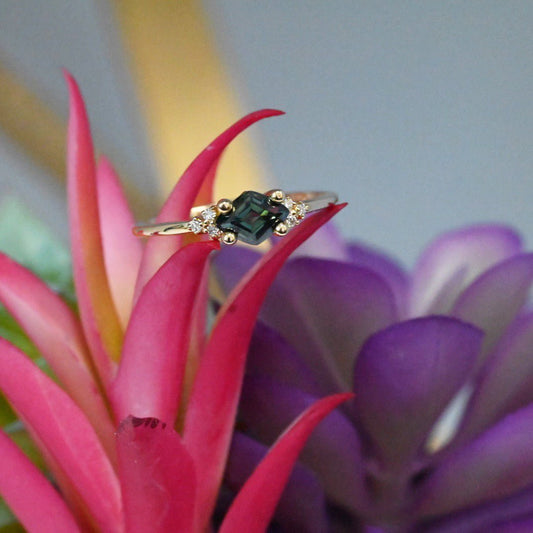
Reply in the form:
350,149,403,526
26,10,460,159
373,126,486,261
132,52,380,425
3,426,46,471
0,200,77,530
0,423,47,532
0,395,15,427
0,498,24,532
0,198,74,303
0,198,75,428
0,310,40,361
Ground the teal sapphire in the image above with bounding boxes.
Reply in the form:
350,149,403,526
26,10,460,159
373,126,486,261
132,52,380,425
216,191,289,245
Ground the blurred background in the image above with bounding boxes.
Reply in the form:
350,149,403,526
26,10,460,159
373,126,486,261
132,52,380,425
0,1,531,266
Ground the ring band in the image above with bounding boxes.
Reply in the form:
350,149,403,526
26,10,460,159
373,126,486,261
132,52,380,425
133,190,338,246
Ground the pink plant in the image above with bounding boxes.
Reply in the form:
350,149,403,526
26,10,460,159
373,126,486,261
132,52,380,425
0,74,349,532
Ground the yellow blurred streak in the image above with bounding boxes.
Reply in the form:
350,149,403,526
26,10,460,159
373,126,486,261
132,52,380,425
0,62,66,180
111,0,266,200
0,62,154,217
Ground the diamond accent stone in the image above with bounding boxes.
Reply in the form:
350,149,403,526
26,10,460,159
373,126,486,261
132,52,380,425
206,224,222,239
281,198,308,229
295,202,308,217
283,197,295,210
201,207,217,223
286,214,298,228
188,217,204,234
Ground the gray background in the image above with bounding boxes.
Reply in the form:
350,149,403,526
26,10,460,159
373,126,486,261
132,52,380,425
1,1,531,266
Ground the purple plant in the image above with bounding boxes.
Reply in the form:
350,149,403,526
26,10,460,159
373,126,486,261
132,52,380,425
216,224,533,531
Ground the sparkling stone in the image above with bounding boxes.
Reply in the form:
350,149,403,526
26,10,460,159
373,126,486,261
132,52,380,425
206,225,222,239
295,202,308,217
286,214,298,228
283,197,295,210
201,207,217,223
188,217,204,234
216,190,289,245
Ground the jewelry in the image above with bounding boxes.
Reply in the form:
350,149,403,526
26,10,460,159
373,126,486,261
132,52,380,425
133,190,338,246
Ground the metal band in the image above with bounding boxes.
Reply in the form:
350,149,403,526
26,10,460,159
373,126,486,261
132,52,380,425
133,190,338,242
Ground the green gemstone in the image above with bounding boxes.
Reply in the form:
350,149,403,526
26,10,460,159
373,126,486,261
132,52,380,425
216,191,289,245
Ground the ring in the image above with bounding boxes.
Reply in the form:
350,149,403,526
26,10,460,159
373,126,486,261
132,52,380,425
133,190,338,246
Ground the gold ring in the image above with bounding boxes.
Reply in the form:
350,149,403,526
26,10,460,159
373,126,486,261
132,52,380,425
133,190,338,246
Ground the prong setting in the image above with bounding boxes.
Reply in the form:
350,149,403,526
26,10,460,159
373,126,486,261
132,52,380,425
283,195,309,228
268,189,286,204
216,199,233,214
221,231,237,245
188,217,204,234
184,190,309,245
134,191,335,239
274,222,289,236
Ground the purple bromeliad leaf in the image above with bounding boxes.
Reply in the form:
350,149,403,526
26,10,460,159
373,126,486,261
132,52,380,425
219,392,353,532
184,203,345,529
216,222,533,530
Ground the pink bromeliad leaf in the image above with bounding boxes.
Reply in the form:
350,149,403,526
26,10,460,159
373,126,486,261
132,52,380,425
134,109,285,297
96,156,143,329
65,72,122,387
0,428,81,532
219,392,353,532
184,203,345,529
0,338,123,531
0,252,116,456
184,162,220,375
111,241,218,423
186,256,211,389
116,416,196,533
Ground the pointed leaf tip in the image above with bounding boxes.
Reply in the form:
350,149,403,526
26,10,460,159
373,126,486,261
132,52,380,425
184,202,345,528
134,108,288,296
247,108,285,117
220,392,353,532
66,73,123,386
63,69,76,91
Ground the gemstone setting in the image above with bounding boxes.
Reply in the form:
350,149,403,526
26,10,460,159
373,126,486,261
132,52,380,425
206,224,222,239
188,217,204,234
201,206,217,223
216,191,289,245
283,197,309,228
184,190,308,245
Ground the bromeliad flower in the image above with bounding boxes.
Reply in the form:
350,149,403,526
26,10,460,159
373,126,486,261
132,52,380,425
216,224,533,531
0,74,350,532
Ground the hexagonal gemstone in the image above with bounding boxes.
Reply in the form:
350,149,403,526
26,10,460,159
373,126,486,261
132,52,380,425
216,191,289,245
